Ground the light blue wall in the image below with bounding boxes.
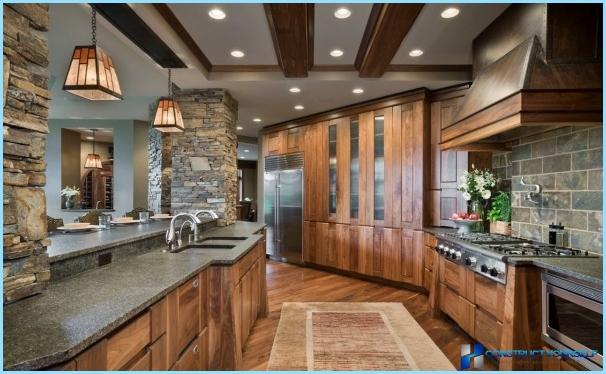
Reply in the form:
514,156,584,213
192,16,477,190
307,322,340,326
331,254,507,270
46,119,137,222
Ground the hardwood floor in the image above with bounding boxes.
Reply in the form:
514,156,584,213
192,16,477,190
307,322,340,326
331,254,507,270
241,260,496,370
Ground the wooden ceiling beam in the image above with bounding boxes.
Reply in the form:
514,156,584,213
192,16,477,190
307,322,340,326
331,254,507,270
355,4,424,78
264,4,314,77
153,3,212,72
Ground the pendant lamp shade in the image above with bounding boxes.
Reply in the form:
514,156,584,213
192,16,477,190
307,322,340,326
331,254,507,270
84,153,103,169
84,129,103,169
153,97,185,132
63,45,123,101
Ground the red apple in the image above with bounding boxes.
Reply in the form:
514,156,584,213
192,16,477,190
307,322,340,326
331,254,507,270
451,213,460,220
459,212,468,219
469,213,478,220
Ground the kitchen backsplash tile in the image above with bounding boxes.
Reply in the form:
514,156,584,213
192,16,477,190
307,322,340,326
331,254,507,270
493,125,603,253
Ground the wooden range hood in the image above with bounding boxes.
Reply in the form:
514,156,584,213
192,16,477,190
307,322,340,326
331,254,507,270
441,4,602,150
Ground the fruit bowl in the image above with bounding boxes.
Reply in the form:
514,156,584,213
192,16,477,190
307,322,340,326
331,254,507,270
451,219,481,234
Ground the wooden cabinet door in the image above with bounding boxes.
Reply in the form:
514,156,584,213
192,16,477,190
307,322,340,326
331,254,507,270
335,118,351,224
398,229,424,286
75,339,108,370
400,101,426,230
351,225,374,276
198,328,209,370
374,227,401,280
167,275,201,365
286,128,303,153
355,112,374,227
264,132,283,156
335,223,350,271
240,270,252,346
199,269,209,330
303,220,317,263
439,283,475,336
303,122,328,221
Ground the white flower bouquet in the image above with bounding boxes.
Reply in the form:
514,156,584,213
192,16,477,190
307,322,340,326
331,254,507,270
457,166,497,202
61,185,80,198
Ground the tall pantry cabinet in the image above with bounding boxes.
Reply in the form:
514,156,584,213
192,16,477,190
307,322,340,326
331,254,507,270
263,90,429,287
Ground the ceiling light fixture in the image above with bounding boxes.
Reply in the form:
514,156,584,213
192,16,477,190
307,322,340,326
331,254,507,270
230,50,245,58
352,88,364,94
294,105,304,110
85,136,94,140
252,118,262,123
334,8,352,19
208,8,226,20
441,7,460,19
236,126,244,130
153,69,185,133
63,8,123,101
409,49,424,57
84,129,103,169
289,87,301,93
330,49,344,57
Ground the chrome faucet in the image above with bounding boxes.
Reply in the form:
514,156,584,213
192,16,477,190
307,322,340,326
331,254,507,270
194,209,219,220
166,213,201,251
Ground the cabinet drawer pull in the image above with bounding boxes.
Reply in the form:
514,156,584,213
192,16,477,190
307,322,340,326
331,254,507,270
193,279,199,288
193,344,200,354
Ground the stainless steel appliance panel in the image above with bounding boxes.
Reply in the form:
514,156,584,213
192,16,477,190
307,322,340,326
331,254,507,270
264,171,278,257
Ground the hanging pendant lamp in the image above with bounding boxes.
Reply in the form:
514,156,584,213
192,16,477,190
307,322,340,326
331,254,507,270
153,69,184,133
63,8,123,101
84,129,103,169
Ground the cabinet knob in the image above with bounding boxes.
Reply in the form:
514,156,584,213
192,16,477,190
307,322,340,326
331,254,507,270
193,279,199,288
193,344,200,354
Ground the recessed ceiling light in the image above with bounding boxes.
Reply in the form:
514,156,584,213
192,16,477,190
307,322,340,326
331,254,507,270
236,126,243,130
244,149,250,153
409,49,424,57
230,50,245,58
352,88,364,94
294,105,304,110
329,49,344,58
289,87,301,93
208,8,226,20
252,118,262,123
334,8,351,19
441,7,460,19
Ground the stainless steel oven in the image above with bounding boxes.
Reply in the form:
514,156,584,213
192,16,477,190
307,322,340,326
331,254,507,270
542,272,603,370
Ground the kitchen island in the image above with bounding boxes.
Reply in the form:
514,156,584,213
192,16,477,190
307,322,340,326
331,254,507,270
4,221,266,371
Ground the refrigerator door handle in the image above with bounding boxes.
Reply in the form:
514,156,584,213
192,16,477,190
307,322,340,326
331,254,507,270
275,184,280,242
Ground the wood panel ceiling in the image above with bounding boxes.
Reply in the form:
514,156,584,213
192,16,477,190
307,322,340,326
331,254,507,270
133,3,504,77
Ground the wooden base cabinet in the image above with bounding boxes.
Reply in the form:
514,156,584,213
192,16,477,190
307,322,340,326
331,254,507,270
303,223,424,287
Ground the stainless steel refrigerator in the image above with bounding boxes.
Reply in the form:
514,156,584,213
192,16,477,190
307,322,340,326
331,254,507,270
264,153,303,264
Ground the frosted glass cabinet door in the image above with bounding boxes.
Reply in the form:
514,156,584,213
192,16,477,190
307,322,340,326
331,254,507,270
373,115,385,221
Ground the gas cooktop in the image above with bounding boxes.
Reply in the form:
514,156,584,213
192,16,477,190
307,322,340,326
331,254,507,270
485,242,591,257
443,232,527,245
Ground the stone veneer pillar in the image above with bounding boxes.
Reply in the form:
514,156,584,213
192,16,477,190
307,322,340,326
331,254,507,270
3,4,51,303
170,89,238,225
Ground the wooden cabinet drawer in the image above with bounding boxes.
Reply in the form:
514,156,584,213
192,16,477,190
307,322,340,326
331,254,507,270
440,258,462,293
107,311,151,370
127,351,151,371
439,283,474,336
233,246,259,283
151,297,167,341
424,233,437,247
173,336,202,371
474,308,502,351
474,274,505,320
199,269,208,330
150,334,168,370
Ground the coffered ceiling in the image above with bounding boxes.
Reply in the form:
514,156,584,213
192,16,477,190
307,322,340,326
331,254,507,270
47,3,508,137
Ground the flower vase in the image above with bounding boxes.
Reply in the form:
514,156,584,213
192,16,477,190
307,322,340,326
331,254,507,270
65,196,74,210
470,200,484,233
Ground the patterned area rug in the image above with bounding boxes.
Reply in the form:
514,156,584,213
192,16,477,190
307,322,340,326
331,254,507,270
267,302,455,371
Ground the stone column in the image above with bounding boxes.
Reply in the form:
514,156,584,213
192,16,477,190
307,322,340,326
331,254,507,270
171,89,238,225
3,4,51,303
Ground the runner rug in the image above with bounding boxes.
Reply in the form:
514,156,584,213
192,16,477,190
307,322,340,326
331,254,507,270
267,302,455,371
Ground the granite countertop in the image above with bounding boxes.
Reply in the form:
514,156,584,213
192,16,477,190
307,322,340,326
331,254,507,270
4,221,266,370
423,225,602,290
507,256,602,290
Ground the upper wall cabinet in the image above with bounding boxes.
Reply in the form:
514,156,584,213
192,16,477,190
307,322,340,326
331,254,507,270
262,127,304,157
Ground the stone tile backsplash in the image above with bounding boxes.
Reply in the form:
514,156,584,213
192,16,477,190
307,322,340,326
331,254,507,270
493,126,603,253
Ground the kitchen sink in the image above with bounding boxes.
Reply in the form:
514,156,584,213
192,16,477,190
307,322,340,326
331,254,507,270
201,236,247,241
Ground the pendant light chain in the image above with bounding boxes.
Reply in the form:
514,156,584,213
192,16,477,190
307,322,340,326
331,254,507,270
91,8,97,45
